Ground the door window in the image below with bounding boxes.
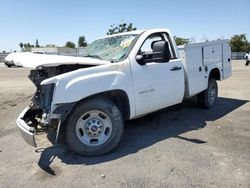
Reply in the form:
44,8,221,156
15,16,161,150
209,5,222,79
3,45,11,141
138,33,176,60
140,34,163,54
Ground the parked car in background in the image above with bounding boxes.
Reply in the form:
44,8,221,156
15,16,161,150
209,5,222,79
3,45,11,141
4,52,23,67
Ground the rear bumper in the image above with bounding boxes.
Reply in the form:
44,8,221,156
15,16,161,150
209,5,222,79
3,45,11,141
16,107,37,147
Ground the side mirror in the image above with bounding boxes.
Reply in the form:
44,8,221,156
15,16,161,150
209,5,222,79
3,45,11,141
135,54,145,65
136,41,171,65
151,40,171,62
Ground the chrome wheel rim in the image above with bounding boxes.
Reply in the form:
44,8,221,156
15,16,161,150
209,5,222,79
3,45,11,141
76,110,112,146
208,83,217,105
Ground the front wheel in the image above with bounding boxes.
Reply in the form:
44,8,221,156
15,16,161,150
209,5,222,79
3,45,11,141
65,98,124,156
197,78,218,109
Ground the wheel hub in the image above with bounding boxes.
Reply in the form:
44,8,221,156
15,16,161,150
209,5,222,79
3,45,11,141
76,110,113,146
85,118,103,137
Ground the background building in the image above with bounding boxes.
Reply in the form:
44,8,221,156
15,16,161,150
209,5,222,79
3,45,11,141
31,47,77,56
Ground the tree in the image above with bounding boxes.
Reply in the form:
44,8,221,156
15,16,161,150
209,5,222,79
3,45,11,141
230,34,250,52
35,39,40,47
246,43,250,52
65,41,76,48
19,43,24,49
19,41,39,51
26,43,34,48
78,36,87,47
175,37,189,45
20,43,33,52
107,22,137,35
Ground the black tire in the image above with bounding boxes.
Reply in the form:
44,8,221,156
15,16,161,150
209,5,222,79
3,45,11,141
65,98,124,156
246,61,250,66
197,78,218,109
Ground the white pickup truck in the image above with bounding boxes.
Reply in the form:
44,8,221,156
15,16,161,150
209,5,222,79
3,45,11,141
15,29,231,156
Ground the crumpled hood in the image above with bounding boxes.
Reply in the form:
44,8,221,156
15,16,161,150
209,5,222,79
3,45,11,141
4,52,109,68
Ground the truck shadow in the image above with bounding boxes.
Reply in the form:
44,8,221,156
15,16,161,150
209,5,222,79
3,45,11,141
37,97,248,175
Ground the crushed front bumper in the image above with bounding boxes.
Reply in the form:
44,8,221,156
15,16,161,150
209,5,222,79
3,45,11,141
16,107,37,147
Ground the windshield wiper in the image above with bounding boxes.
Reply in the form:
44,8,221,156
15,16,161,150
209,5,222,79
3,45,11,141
84,54,102,60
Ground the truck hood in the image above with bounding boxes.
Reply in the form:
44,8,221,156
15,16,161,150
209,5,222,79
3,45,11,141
4,52,109,68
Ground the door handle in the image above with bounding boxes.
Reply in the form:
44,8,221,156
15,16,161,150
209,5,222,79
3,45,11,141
170,66,182,71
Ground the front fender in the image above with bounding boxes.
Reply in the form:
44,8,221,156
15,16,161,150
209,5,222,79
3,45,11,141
53,70,128,104
40,62,135,118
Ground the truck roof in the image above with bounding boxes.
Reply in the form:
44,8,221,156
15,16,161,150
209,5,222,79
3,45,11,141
99,30,146,39
99,28,172,39
178,39,230,49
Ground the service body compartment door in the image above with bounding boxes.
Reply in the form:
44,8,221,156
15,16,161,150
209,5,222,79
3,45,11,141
222,43,232,79
185,47,207,96
203,44,222,66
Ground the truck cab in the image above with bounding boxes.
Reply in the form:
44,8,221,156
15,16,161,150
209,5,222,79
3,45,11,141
15,29,231,155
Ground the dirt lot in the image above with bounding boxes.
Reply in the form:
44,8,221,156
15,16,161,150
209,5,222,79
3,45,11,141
0,61,249,188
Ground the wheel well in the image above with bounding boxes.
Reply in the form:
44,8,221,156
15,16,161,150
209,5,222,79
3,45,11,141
209,68,220,80
83,90,130,120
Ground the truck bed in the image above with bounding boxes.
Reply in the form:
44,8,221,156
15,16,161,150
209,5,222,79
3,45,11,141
177,40,231,98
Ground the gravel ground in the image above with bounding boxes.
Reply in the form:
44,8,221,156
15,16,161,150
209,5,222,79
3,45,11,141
0,61,249,188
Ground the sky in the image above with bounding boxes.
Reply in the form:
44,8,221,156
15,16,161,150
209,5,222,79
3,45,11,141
0,0,250,52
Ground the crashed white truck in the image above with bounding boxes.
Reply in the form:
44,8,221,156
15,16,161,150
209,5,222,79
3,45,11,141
13,29,232,156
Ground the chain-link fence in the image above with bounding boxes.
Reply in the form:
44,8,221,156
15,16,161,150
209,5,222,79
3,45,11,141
231,52,246,60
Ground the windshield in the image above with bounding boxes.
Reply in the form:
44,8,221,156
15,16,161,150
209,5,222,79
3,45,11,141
85,34,138,62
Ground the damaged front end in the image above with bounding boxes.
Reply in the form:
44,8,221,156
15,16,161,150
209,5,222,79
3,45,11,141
16,106,41,147
17,64,89,147
17,68,57,147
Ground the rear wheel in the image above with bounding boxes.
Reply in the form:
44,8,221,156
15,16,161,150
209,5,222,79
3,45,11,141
198,78,218,109
65,98,124,156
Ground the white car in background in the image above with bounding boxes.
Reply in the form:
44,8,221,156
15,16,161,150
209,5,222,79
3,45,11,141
4,52,25,67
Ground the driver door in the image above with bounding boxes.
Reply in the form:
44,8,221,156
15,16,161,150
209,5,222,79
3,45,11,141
130,32,185,116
